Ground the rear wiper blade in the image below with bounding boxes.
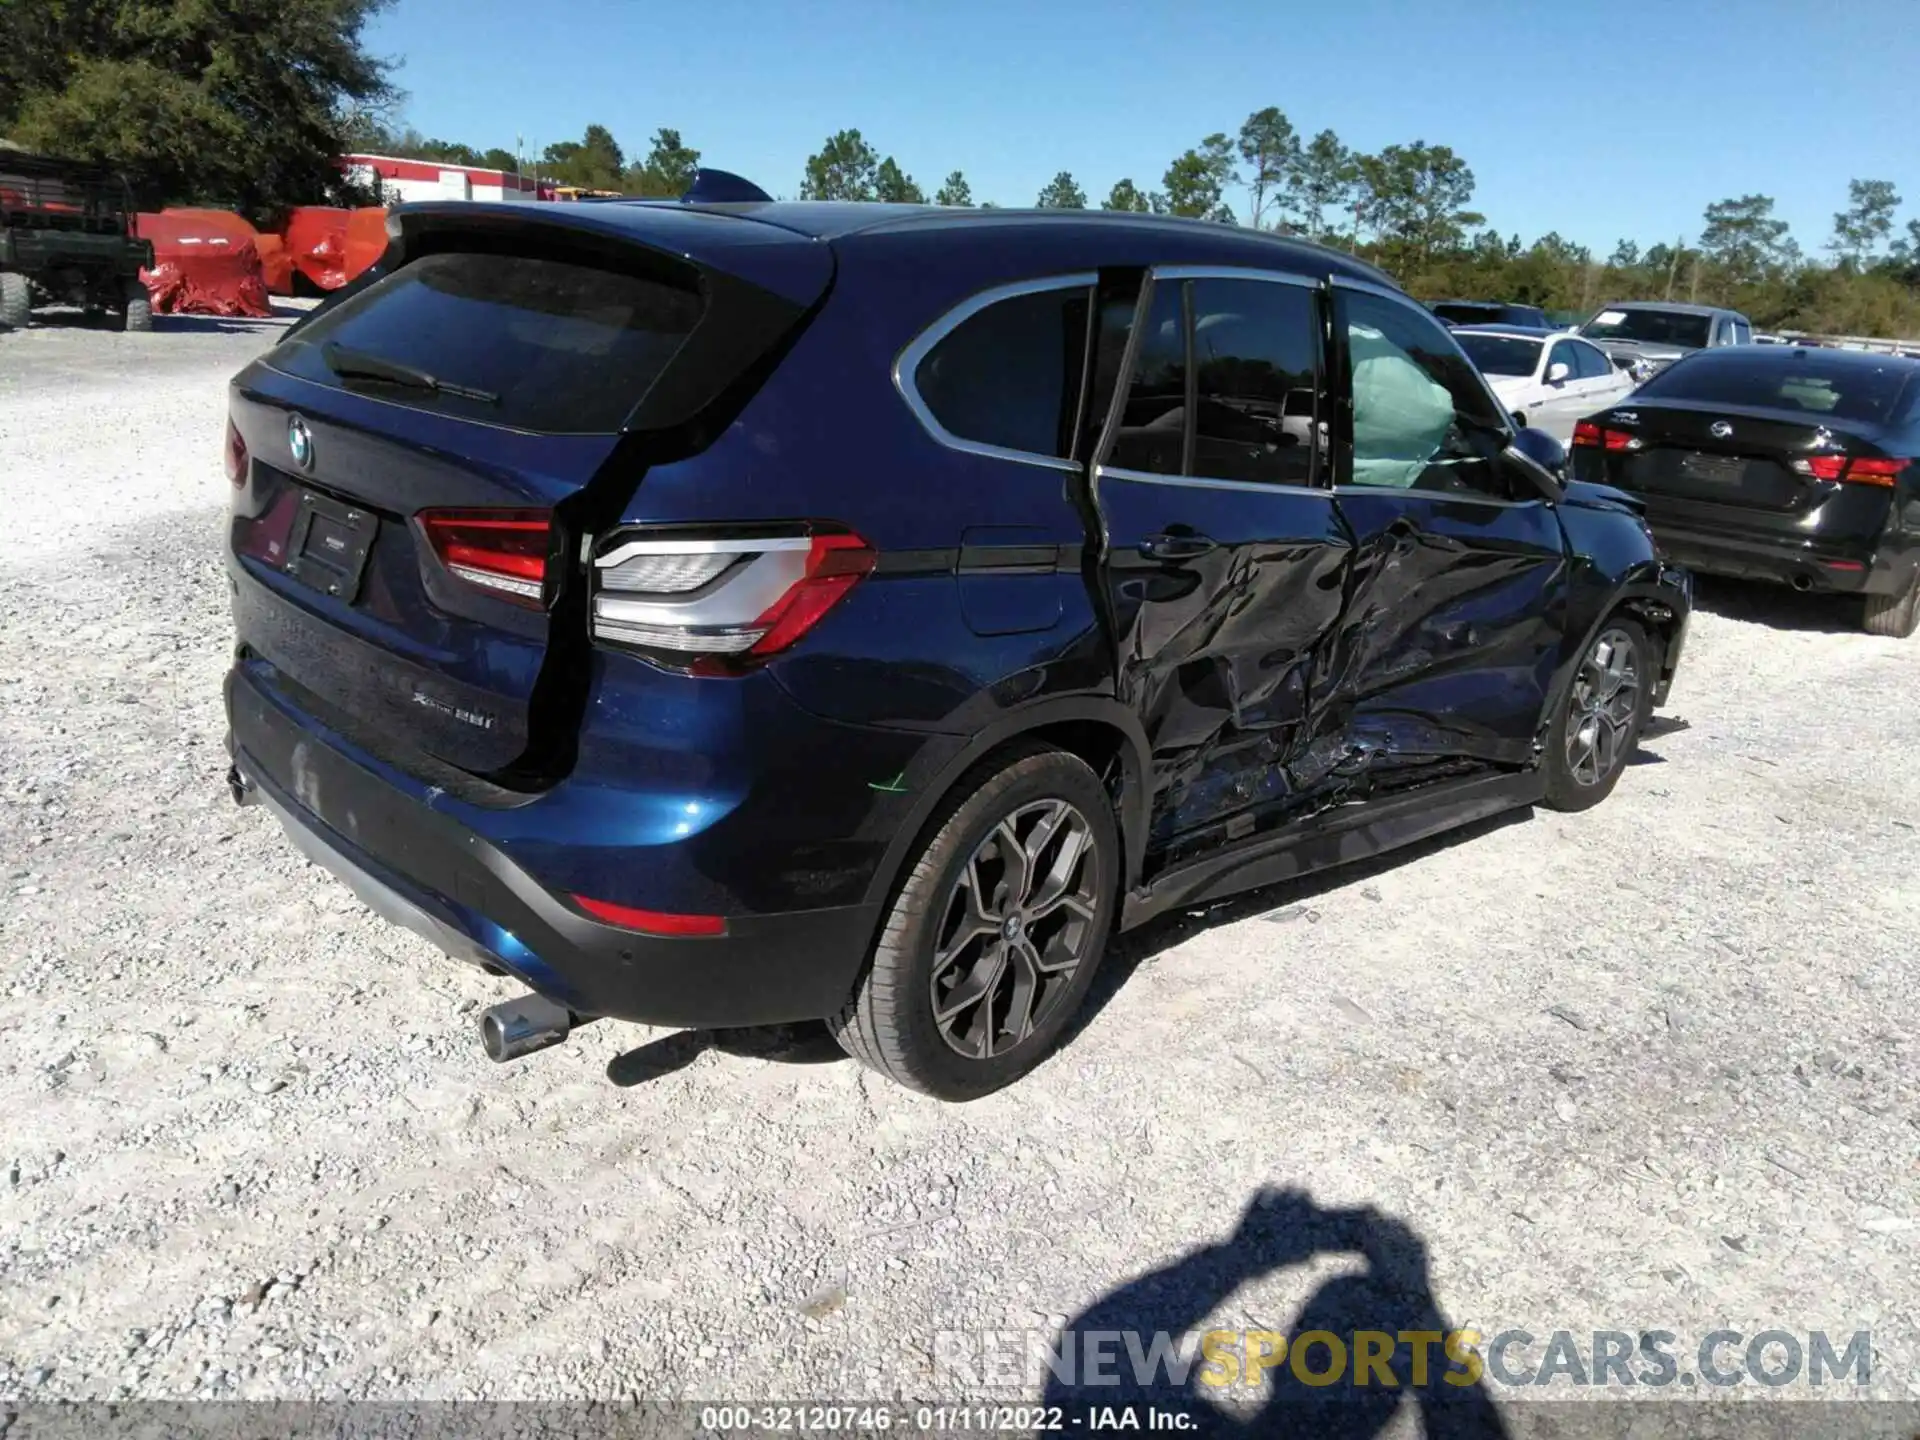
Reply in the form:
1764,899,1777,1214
321,343,498,405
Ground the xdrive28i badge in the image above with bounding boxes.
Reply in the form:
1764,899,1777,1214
287,414,314,471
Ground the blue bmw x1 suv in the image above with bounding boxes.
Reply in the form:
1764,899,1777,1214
223,172,1691,1099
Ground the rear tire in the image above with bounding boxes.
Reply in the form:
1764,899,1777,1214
116,278,152,333
830,744,1118,1100
0,272,30,331
1862,573,1920,639
1542,618,1652,813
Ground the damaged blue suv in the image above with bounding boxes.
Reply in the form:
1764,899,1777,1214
223,174,1691,1099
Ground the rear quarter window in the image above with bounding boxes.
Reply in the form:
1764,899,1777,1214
909,284,1093,460
268,251,705,434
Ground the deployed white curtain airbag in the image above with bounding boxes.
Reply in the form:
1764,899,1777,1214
1349,323,1455,489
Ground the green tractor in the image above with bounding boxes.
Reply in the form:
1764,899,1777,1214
0,149,154,332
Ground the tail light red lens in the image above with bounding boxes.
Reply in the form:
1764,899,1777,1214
589,528,877,672
1842,456,1910,486
746,534,878,657
418,509,551,607
571,895,726,937
1570,421,1638,452
224,419,249,486
1795,455,1911,486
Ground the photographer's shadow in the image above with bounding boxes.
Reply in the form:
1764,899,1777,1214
1043,1188,1508,1439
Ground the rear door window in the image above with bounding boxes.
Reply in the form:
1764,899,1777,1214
1106,275,1321,485
911,283,1093,460
1107,282,1189,476
1189,278,1320,486
270,251,705,434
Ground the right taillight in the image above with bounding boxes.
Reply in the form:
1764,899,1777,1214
1571,421,1640,452
224,419,249,486
1793,455,1911,486
590,529,876,673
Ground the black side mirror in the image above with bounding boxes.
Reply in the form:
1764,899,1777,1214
1511,425,1566,472
1507,425,1567,500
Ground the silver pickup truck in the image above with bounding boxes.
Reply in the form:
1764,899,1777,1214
1577,301,1753,381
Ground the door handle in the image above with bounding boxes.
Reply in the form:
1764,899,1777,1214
1139,532,1217,562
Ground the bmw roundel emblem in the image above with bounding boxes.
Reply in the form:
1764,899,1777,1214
287,414,314,471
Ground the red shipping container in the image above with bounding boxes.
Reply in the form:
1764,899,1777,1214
283,206,351,291
134,211,272,318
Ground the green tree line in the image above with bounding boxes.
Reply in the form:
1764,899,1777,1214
5,1,1917,338
400,115,1920,338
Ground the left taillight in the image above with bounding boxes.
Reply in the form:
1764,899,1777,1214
418,509,551,608
589,528,876,673
1571,420,1640,452
224,419,248,486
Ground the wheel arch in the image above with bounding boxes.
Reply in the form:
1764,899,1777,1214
859,697,1153,914
1544,571,1689,728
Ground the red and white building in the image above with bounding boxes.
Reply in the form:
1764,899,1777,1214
339,154,554,205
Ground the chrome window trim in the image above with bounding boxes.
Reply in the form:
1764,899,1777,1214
1329,275,1411,304
1096,463,1332,499
892,272,1098,473
1147,264,1318,288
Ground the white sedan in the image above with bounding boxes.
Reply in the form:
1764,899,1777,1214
1451,325,1636,445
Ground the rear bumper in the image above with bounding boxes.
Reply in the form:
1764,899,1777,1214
1651,525,1899,595
225,666,880,1028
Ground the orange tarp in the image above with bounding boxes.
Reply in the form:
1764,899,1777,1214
344,207,388,284
253,231,294,295
282,207,350,291
134,211,271,318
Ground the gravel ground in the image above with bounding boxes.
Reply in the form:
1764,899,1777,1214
1,314,1917,1426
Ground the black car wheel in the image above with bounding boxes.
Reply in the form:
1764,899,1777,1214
1862,573,1920,639
831,743,1117,1100
0,272,30,331
1542,619,1652,812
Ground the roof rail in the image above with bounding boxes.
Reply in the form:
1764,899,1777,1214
681,168,773,205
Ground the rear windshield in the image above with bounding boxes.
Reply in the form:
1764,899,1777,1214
1580,308,1712,349
1637,353,1917,424
269,251,704,433
1455,333,1543,377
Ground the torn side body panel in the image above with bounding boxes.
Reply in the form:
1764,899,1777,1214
1096,478,1355,875
1317,489,1571,771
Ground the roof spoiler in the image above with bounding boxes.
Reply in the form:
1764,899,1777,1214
681,168,773,205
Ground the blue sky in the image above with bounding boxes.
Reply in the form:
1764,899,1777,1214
367,0,1920,255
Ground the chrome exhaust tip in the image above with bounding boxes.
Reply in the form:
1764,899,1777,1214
1791,573,1815,593
227,765,256,807
479,994,581,1063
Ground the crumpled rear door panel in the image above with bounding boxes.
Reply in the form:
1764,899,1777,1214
1099,478,1353,868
